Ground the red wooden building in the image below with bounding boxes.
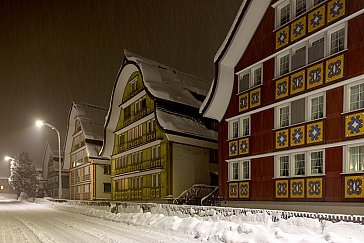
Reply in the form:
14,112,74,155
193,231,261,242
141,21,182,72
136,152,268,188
201,0,364,207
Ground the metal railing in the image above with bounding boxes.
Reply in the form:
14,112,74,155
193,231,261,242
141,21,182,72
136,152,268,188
173,184,218,205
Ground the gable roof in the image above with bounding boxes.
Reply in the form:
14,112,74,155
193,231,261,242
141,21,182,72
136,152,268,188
101,51,217,157
64,102,108,169
200,0,272,121
41,142,65,179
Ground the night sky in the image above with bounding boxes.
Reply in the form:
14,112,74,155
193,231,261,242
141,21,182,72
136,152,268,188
0,0,242,177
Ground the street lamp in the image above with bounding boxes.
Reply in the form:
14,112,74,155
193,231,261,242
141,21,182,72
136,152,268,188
4,156,15,162
36,120,62,199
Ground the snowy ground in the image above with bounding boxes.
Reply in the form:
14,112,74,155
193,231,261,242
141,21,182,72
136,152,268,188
1,199,364,243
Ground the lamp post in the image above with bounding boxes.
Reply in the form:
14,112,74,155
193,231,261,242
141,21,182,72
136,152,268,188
36,120,62,199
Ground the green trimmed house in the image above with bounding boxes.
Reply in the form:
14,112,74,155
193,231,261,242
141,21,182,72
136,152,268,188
101,51,218,202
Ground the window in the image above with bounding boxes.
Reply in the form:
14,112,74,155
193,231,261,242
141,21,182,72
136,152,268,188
310,151,323,174
329,26,345,55
152,145,161,159
295,0,306,17
232,120,239,139
349,83,364,111
241,117,250,137
238,65,262,93
152,173,160,187
279,3,291,26
309,94,324,120
104,165,110,175
84,184,90,193
84,166,90,175
124,106,131,119
308,35,325,63
147,119,155,133
293,153,305,176
313,0,325,6
279,155,290,177
103,183,111,193
252,66,262,87
130,78,138,94
279,53,290,76
228,160,250,181
292,45,307,70
278,105,290,128
348,145,364,172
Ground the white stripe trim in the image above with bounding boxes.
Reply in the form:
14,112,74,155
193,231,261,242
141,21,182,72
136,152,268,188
111,140,162,159
226,137,364,163
235,9,364,76
115,113,155,135
113,168,163,180
226,73,364,122
120,90,146,109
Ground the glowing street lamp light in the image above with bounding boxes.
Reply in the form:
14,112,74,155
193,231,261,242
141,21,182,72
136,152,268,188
36,120,62,199
4,156,15,162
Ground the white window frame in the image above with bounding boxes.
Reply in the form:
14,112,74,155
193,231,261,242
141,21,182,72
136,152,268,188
276,50,291,78
228,160,251,181
291,152,306,176
229,115,251,140
276,0,291,28
237,64,263,94
229,119,239,140
307,150,325,175
344,144,364,173
275,103,291,129
292,0,307,18
240,115,251,137
251,64,263,88
327,23,347,56
292,42,308,69
306,92,326,121
344,80,364,113
309,33,327,60
275,155,291,178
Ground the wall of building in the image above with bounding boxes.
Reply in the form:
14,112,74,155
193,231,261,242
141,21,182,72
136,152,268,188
221,0,364,202
94,163,111,199
172,143,212,198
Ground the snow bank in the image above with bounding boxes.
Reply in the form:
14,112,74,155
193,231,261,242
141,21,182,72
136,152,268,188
51,202,364,243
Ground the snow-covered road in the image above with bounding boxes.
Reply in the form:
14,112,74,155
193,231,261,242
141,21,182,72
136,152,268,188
0,201,198,243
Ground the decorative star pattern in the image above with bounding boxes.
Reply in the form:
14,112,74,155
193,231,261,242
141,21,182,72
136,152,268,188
348,116,364,134
309,124,321,141
277,31,287,45
293,22,304,37
229,143,237,155
308,180,321,196
311,11,323,27
277,132,288,147
330,0,344,17
347,178,362,196
328,60,342,79
240,140,248,153
292,128,303,144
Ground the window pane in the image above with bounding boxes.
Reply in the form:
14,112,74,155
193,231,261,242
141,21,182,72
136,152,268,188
242,161,250,179
280,54,290,76
279,156,289,177
294,154,305,175
349,146,364,172
296,0,306,16
232,121,239,138
279,106,290,127
242,118,250,136
232,163,239,180
311,151,323,174
330,28,345,55
239,73,250,93
253,68,262,87
311,96,324,120
350,84,364,111
280,4,290,26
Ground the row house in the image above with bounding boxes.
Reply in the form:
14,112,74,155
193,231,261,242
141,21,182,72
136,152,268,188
64,102,111,200
101,50,218,202
201,0,364,204
41,143,69,198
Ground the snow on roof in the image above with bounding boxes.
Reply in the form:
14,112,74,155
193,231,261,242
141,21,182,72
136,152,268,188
156,108,217,141
125,50,211,109
201,0,271,121
73,102,107,141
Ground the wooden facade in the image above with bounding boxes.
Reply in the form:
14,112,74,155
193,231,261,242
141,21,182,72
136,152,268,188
217,0,364,203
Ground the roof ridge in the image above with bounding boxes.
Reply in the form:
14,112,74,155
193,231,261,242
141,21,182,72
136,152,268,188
73,101,108,111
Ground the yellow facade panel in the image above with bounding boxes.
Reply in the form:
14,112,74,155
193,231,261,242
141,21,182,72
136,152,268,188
290,125,305,147
290,179,305,199
276,26,290,49
276,180,289,198
306,177,323,199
